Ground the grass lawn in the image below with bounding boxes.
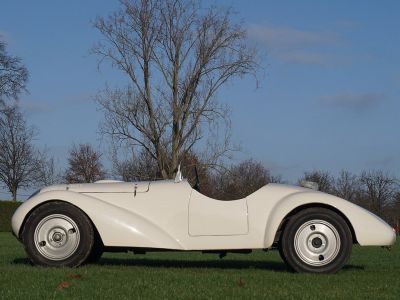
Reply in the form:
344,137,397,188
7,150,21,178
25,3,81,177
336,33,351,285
0,232,399,299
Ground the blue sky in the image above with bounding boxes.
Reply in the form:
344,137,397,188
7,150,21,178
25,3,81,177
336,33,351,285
1,0,399,197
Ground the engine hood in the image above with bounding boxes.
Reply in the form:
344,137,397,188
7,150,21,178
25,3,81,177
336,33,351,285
40,181,150,194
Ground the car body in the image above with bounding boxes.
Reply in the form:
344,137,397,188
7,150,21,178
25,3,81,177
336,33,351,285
11,175,396,273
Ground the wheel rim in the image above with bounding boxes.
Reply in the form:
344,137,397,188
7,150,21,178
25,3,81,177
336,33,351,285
294,219,341,266
34,214,80,261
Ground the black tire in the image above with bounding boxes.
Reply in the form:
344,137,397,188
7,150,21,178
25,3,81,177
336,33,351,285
278,235,291,270
279,207,352,273
84,230,103,264
21,201,94,267
85,246,103,264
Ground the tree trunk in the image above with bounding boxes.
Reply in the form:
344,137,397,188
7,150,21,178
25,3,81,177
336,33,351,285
11,186,17,202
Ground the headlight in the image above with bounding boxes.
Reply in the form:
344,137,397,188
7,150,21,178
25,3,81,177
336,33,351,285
300,180,319,191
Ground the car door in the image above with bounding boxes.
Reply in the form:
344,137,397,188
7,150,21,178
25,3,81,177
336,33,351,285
188,189,249,236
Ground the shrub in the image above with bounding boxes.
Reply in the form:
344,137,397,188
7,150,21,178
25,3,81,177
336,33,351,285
0,201,21,232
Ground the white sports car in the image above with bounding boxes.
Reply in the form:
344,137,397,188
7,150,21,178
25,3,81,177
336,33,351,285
11,169,395,273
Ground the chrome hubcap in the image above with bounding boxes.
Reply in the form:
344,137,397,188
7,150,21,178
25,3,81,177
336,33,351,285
294,220,340,266
34,214,80,261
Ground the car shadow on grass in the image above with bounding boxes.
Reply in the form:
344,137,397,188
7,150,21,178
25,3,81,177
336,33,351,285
342,264,364,271
12,256,290,271
98,257,291,271
12,257,364,272
97,258,365,272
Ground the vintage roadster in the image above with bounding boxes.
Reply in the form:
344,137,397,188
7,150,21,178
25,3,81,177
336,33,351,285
11,168,395,273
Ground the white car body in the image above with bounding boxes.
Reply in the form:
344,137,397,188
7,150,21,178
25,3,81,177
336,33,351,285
12,179,396,250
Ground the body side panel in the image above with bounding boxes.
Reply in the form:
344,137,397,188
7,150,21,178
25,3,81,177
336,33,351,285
188,190,248,236
84,180,193,249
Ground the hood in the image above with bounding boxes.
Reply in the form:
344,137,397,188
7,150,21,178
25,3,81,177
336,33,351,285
40,181,150,194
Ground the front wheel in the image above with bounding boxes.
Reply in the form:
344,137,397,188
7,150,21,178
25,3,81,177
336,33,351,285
279,207,352,273
21,201,95,267
84,230,104,264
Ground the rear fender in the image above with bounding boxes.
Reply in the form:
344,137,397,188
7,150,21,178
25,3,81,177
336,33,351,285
264,192,395,247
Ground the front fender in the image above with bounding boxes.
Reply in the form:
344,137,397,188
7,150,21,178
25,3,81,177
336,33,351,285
263,191,396,247
12,190,183,249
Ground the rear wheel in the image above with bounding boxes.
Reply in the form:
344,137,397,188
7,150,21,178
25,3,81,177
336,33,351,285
279,207,352,273
278,239,290,269
22,201,94,267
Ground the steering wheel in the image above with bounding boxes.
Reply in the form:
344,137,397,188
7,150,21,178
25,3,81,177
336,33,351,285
193,165,200,192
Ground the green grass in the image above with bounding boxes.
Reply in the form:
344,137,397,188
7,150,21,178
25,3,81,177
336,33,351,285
0,233,399,299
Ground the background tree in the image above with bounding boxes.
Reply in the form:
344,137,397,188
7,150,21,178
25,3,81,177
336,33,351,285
359,170,397,218
0,39,29,107
113,149,160,181
389,192,400,234
300,170,334,194
65,144,105,183
213,159,278,200
36,150,62,186
0,105,39,201
333,170,360,203
93,0,258,180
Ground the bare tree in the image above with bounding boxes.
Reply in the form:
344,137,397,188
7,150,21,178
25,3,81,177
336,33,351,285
213,159,276,200
300,170,334,194
359,170,397,218
390,192,400,234
113,149,160,181
333,170,361,203
0,39,29,107
92,0,258,179
65,144,106,183
36,150,62,186
0,105,39,201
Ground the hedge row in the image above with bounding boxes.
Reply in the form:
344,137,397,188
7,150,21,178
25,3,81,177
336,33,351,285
0,201,22,232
